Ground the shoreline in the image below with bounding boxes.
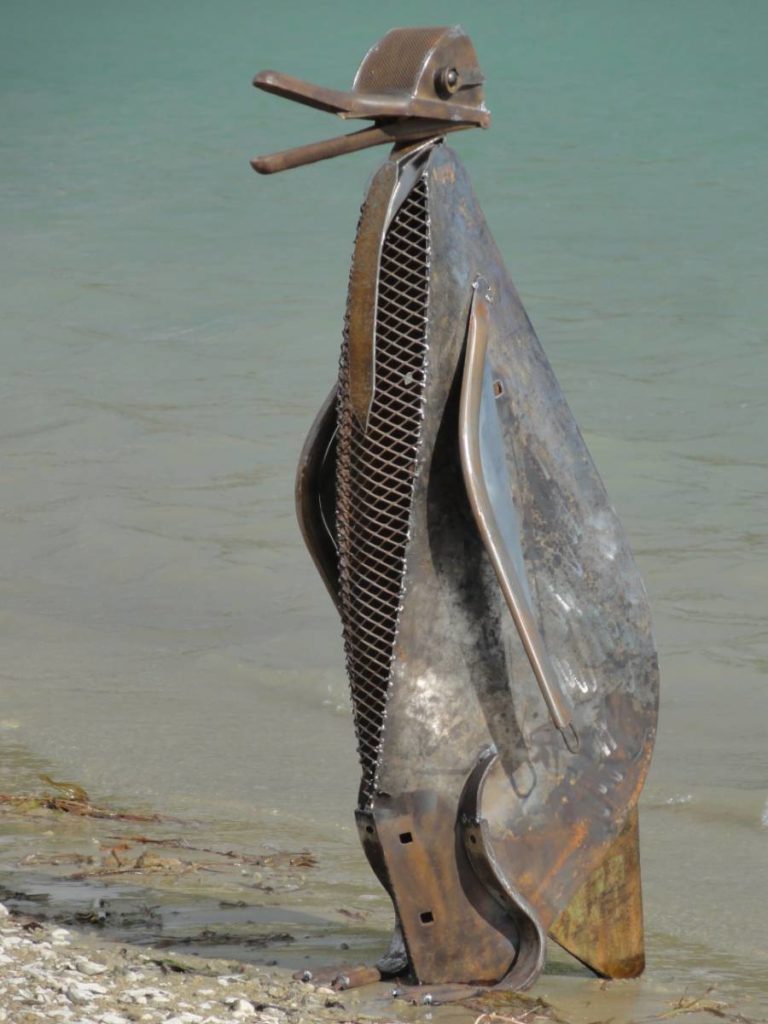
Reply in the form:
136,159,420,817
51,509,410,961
1,793,765,1024
0,902,397,1024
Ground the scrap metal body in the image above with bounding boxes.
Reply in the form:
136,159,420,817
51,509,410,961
257,26,659,994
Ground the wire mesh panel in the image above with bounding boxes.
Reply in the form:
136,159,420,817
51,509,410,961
336,175,430,807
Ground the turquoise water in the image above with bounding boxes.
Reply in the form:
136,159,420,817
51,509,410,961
2,0,767,1017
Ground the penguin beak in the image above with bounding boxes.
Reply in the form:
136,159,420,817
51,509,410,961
250,69,489,175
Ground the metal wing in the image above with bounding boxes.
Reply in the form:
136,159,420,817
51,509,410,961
295,385,339,607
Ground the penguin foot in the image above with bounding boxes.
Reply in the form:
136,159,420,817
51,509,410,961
293,922,409,991
293,964,382,990
390,982,485,1006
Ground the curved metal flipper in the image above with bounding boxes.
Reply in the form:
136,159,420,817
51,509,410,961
295,385,339,606
459,283,577,749
459,748,547,990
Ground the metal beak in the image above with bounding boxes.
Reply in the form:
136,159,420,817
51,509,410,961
250,119,473,175
250,69,487,175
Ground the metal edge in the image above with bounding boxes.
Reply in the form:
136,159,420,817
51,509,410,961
457,281,577,745
459,747,547,990
295,383,340,607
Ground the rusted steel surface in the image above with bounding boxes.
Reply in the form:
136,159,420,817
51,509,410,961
549,805,645,979
255,25,658,996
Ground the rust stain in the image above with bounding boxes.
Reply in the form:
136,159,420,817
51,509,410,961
529,818,589,905
433,163,456,185
549,807,644,978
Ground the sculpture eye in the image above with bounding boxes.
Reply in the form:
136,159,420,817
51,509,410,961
435,66,461,98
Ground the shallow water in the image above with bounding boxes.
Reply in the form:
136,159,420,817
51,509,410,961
1,0,767,1019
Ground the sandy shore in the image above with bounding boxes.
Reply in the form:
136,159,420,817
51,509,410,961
0,902,400,1024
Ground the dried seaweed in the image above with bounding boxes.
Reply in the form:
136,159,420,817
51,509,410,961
0,791,162,823
105,834,318,868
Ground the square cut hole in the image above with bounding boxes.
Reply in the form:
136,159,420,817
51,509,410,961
399,831,413,844
493,379,504,397
420,911,434,925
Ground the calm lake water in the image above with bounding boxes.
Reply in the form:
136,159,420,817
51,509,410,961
1,1,767,1019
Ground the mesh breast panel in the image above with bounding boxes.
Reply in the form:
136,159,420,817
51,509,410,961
336,176,430,807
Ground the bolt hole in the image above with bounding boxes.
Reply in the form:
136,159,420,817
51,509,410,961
419,911,434,925
399,832,413,844
469,834,477,844
365,825,374,834
493,379,504,397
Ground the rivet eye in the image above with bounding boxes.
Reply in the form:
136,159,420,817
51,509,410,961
435,66,461,98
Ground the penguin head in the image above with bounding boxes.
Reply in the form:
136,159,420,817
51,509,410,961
252,26,489,174
351,25,487,120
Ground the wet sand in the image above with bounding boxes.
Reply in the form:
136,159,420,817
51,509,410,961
1,898,763,1024
1,788,766,1024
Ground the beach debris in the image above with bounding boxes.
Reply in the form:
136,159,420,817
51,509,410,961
151,929,295,951
337,908,368,921
72,898,163,930
20,850,96,867
39,773,91,803
645,987,766,1022
107,834,318,868
148,952,202,974
459,990,566,1024
472,1013,549,1024
0,780,163,823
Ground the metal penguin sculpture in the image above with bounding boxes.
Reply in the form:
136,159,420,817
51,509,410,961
252,27,659,998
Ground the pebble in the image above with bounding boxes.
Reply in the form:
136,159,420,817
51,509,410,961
0,910,373,1024
67,980,109,1004
74,955,109,975
225,997,254,1015
119,987,171,1005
